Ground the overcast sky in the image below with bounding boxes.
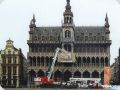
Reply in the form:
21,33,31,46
0,0,120,65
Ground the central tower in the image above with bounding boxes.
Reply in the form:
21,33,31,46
61,0,74,52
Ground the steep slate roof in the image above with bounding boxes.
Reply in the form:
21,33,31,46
34,26,106,36
35,27,61,36
31,26,106,43
74,26,106,36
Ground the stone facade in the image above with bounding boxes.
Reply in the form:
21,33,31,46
27,0,111,82
111,48,120,84
0,39,27,87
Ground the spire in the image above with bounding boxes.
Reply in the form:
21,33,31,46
66,0,71,11
105,13,110,28
32,14,36,24
30,14,36,28
64,0,73,16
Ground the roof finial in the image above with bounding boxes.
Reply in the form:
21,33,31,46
30,14,36,28
67,0,70,4
66,0,71,10
105,13,108,21
32,14,36,24
105,13,110,28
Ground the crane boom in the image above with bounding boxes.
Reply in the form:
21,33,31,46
47,48,60,80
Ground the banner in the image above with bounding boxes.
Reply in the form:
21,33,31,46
57,49,75,62
104,67,111,85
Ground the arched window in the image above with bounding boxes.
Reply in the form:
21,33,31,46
87,57,90,63
29,57,32,66
83,71,90,78
64,44,71,52
70,17,72,23
96,57,99,65
41,57,44,66
37,69,45,77
64,70,72,81
92,71,99,78
74,71,81,78
54,70,62,81
33,57,36,66
100,57,104,67
29,70,36,82
67,17,69,23
83,57,86,63
46,57,49,66
105,57,109,66
65,30,71,38
37,57,40,66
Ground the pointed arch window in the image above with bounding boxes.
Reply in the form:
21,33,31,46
65,30,71,38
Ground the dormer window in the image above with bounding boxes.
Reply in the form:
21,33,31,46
65,30,71,38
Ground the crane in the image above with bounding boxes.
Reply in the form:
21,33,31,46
47,48,60,81
34,48,61,85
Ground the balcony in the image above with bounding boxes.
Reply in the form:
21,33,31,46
75,40,111,44
27,52,54,57
27,40,60,44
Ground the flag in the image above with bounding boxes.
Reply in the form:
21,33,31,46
104,67,111,85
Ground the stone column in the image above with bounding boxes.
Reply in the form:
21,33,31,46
16,77,19,87
62,43,64,49
90,73,92,78
36,57,37,67
11,76,13,87
71,43,74,52
99,74,101,78
81,73,83,78
71,72,74,78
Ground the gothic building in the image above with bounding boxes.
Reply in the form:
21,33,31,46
0,39,27,87
27,0,111,83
